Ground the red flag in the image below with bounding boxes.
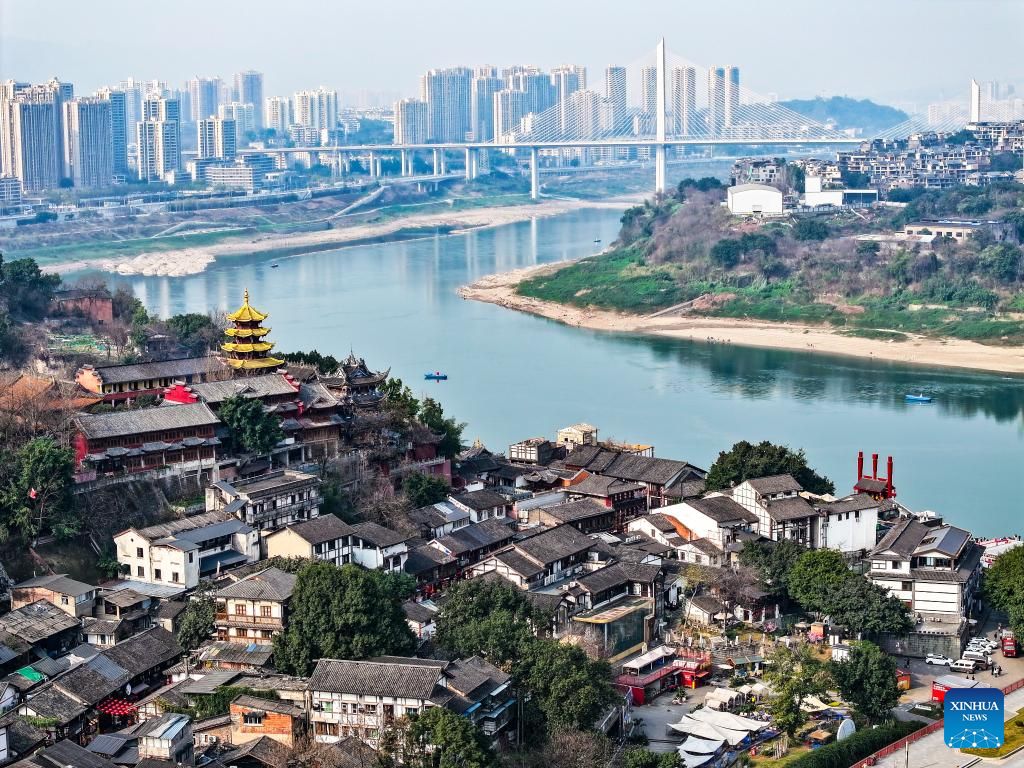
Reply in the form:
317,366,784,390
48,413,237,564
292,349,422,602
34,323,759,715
28,488,37,500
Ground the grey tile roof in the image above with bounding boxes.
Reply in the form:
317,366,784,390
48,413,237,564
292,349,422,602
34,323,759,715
350,521,408,548
178,669,243,695
822,493,879,514
402,599,438,624
220,735,290,768
687,594,727,615
683,537,724,557
766,495,816,522
444,656,509,700
745,474,803,495
564,447,702,486
432,518,515,556
15,738,118,768
214,567,296,601
75,402,219,440
539,498,611,523
307,737,380,768
451,489,511,511
568,474,644,498
686,496,758,525
871,518,931,559
493,550,544,578
188,373,299,404
101,627,182,677
86,356,226,386
13,573,96,597
20,685,89,723
231,693,302,716
514,524,594,565
129,509,238,541
308,658,444,699
198,641,274,667
0,600,80,644
642,513,679,533
279,513,354,546
405,543,449,575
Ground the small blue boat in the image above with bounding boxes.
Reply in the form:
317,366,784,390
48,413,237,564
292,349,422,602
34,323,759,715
424,371,448,381
905,393,933,403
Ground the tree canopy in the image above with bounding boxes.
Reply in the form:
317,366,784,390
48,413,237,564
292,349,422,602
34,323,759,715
273,561,416,675
705,440,835,494
787,549,850,613
176,596,215,651
763,643,831,737
0,255,61,320
405,707,496,768
984,546,1024,637
380,377,420,421
403,471,450,508
0,437,77,541
830,640,900,723
738,538,805,603
218,395,285,455
166,313,220,356
419,397,465,460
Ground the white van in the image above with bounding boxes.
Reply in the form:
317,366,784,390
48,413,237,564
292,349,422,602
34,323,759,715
962,650,991,669
949,659,977,674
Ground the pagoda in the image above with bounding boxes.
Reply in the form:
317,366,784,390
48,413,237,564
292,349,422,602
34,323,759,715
221,289,285,374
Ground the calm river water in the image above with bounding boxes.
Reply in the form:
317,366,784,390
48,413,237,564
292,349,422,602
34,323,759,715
106,207,1022,536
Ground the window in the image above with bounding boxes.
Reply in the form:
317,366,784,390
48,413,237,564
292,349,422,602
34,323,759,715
261,630,273,639
188,552,194,563
172,572,179,583
137,566,145,577
243,712,263,726
260,605,272,617
136,547,144,558
901,581,913,591
60,595,69,606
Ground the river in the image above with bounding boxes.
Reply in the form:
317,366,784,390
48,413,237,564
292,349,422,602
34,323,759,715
101,207,1022,536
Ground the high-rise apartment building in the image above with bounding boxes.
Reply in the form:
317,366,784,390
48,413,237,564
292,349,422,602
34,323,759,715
420,68,472,143
393,98,428,144
471,69,503,142
550,65,586,136
188,77,221,121
0,94,60,191
671,66,697,136
505,68,554,116
218,102,255,138
641,66,657,116
493,89,528,141
95,87,128,175
725,66,740,131
136,97,180,181
62,97,113,188
263,97,292,134
707,65,740,135
233,70,264,128
604,66,627,131
118,78,143,132
293,87,338,131
198,117,237,160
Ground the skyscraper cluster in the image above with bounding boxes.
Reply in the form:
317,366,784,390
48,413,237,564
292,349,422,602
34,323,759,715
392,61,741,146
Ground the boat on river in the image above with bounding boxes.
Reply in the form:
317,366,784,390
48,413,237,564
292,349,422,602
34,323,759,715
905,393,933,403
425,371,448,381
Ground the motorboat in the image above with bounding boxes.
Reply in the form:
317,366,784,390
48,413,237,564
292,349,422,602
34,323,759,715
905,393,933,403
424,371,448,381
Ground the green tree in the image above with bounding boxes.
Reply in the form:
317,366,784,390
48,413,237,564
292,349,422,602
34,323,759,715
406,707,496,768
624,748,682,768
166,313,219,355
273,561,416,675
738,538,805,602
434,578,544,667
403,471,451,508
517,640,616,731
419,397,465,460
787,549,850,613
763,644,831,737
217,395,285,455
0,256,61,319
176,596,215,651
830,640,899,723
112,286,145,321
0,311,28,366
381,377,420,420
710,238,743,268
821,575,912,635
979,244,1023,284
705,440,835,494
0,437,76,541
792,218,830,242
984,546,1024,636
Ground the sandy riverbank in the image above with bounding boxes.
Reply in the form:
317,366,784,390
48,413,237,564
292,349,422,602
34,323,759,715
46,196,636,277
460,262,1024,375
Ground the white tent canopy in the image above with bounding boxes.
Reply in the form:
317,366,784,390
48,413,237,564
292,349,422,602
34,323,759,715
689,707,768,733
677,736,725,754
623,645,675,673
676,751,716,768
668,717,748,746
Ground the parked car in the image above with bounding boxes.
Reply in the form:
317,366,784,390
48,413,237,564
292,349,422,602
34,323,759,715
925,654,954,666
969,638,998,652
962,650,992,669
949,659,977,674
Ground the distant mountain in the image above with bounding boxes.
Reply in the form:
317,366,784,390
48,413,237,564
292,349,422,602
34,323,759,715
779,96,908,135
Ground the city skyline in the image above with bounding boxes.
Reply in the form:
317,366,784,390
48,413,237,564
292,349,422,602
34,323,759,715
2,0,1023,107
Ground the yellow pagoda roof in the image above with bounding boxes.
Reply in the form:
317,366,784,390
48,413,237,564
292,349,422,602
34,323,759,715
221,341,275,354
224,326,271,338
227,289,269,323
225,356,285,370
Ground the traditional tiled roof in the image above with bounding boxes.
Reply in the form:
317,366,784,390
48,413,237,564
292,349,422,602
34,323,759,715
102,627,181,677
444,656,509,700
408,501,470,531
563,446,703,486
126,509,235,541
744,474,802,495
198,641,274,667
12,739,117,768
402,599,438,624
220,734,289,768
870,518,931,559
765,496,816,522
308,658,444,699
569,474,644,497
13,573,96,597
0,600,79,644
81,356,225,386
215,567,296,601
231,694,302,716
277,513,354,546
350,521,408,548
686,496,758,525
492,550,543,579
821,493,879,515
514,524,594,565
75,402,219,440
538,498,611,523
432,519,515,557
687,594,727,616
683,537,724,557
186,373,299,404
451,489,511,511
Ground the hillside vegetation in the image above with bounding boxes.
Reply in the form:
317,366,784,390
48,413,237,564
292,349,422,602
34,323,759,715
517,178,1024,344
779,95,908,134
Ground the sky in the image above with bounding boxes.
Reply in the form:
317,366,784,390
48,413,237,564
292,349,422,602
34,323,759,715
1,0,1022,109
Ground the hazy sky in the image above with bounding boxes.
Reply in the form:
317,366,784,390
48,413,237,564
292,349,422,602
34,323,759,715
2,0,1021,108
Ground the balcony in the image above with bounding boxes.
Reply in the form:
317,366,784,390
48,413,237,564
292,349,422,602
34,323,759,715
215,613,284,629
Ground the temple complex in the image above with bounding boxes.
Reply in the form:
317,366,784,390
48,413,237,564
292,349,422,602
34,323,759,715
221,290,285,373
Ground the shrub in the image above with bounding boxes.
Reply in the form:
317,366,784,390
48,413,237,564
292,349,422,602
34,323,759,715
788,720,921,768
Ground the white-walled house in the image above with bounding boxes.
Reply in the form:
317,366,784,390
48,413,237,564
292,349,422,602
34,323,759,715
115,510,259,588
817,493,880,554
657,496,758,550
866,518,982,620
348,522,409,572
265,514,354,567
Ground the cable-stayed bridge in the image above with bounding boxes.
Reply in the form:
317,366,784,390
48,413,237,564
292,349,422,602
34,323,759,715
241,40,959,196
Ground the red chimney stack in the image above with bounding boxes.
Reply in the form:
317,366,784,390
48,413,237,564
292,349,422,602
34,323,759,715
887,455,894,497
857,451,864,481
871,453,879,479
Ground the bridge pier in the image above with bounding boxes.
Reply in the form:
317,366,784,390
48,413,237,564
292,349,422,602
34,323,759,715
530,147,539,200
368,151,377,179
432,149,440,176
401,149,410,177
655,143,667,195
464,148,476,180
